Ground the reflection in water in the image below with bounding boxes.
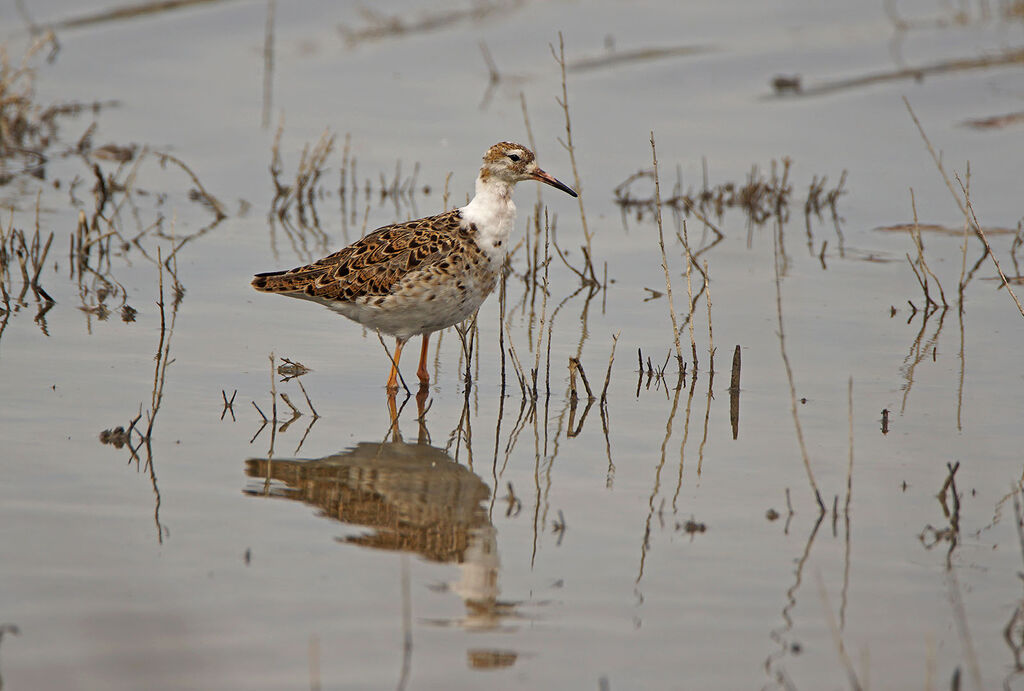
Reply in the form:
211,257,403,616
244,406,517,669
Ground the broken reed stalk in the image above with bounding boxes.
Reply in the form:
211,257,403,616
279,391,300,416
600,331,620,406
957,170,971,294
504,321,528,398
908,188,947,308
704,259,714,373
683,220,698,370
728,344,741,438
294,372,318,418
551,31,596,283
568,357,595,401
904,97,1024,319
650,133,684,372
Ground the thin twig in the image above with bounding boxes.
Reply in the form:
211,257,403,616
650,133,684,371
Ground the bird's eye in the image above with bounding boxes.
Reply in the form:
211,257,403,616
507,153,520,162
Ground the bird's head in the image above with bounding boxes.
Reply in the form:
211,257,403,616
478,141,577,197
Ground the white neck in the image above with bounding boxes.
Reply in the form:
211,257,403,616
459,174,517,263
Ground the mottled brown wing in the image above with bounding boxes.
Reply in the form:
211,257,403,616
252,210,462,301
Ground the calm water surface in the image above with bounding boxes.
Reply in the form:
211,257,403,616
1,0,1023,689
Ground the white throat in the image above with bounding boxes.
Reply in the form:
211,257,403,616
459,174,517,264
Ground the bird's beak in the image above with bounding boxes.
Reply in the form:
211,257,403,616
530,168,578,198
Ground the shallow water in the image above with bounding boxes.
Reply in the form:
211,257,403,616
1,0,1024,689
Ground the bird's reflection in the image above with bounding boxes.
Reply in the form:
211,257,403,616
244,390,519,654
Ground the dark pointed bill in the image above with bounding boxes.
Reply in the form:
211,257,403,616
531,169,578,198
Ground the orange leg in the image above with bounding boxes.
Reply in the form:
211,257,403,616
416,333,431,385
386,338,406,392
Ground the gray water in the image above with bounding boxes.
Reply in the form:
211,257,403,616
1,0,1023,688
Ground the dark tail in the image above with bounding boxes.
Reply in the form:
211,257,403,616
252,267,326,294
251,270,288,292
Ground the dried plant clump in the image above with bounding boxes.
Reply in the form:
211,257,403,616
0,34,58,155
0,34,118,184
614,158,846,228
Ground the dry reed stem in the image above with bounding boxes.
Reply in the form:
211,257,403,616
955,170,972,432
845,378,854,516
904,97,1024,318
530,210,552,400
568,357,595,400
958,175,1024,318
155,151,226,220
704,259,714,372
815,572,864,691
504,322,528,398
724,361,738,447
683,220,698,370
600,331,620,406
279,392,300,416
650,133,684,371
376,333,410,395
909,188,947,307
773,223,825,511
551,32,595,282
520,92,542,210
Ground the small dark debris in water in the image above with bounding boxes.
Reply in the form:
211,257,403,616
120,304,137,322
902,480,909,492
677,518,706,534
920,524,957,548
890,305,897,317
771,74,802,93
92,143,137,163
244,548,251,565
79,303,110,320
766,508,780,521
800,397,807,404
881,408,890,435
221,389,237,421
552,509,567,545
467,649,518,670
961,110,1024,130
99,426,130,448
790,642,802,654
502,482,521,517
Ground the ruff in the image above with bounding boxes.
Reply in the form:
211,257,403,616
252,141,577,391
